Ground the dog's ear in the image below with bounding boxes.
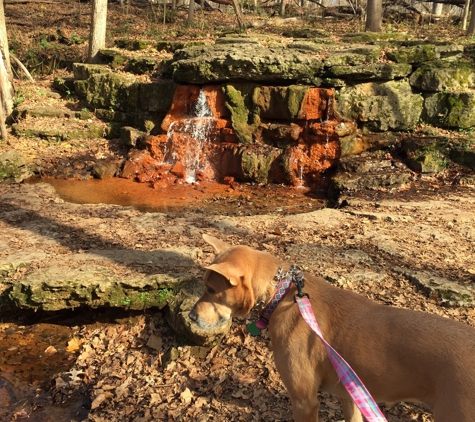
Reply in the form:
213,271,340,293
202,234,232,254
205,262,242,286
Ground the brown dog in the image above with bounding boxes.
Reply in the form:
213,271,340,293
189,234,475,422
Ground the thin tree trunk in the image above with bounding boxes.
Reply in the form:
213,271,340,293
468,1,475,34
87,0,108,63
366,0,382,31
467,2,475,35
462,0,471,30
231,0,245,31
280,0,288,16
0,0,13,141
187,0,195,25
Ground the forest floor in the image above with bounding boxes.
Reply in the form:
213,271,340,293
1,3,475,422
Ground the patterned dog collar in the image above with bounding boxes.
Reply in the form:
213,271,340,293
248,266,304,336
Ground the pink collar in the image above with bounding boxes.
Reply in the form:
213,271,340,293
247,266,304,336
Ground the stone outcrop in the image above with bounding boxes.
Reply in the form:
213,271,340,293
0,151,33,183
9,36,473,188
336,80,423,132
395,268,475,307
119,84,348,187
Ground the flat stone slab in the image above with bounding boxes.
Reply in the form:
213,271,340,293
396,267,474,307
66,247,201,267
8,263,196,311
0,251,49,276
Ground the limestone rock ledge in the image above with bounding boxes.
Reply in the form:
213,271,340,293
8,264,195,312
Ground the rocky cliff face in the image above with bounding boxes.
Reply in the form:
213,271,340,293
64,35,475,188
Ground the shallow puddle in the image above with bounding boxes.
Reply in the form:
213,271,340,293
27,176,327,215
0,322,87,421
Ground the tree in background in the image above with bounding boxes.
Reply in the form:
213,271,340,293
0,0,13,141
366,0,382,32
88,0,108,63
468,0,475,35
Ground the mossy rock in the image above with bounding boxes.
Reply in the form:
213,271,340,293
0,151,33,183
73,63,110,80
288,41,331,53
76,72,139,112
422,92,475,128
257,85,309,120
324,45,381,67
449,139,475,169
7,261,196,312
386,43,462,64
329,170,411,198
222,83,261,144
409,60,475,92
168,43,324,84
401,138,448,173
126,57,158,74
11,120,105,141
98,49,130,68
326,62,412,81
240,144,281,184
156,40,207,53
139,81,176,113
336,80,423,131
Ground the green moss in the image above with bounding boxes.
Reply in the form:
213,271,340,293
387,44,437,64
222,83,261,144
108,287,175,310
240,147,280,183
287,86,308,119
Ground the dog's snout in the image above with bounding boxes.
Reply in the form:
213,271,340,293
189,308,198,321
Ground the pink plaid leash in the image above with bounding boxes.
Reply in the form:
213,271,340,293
249,266,387,422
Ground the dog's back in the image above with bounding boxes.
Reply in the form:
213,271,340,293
270,273,475,420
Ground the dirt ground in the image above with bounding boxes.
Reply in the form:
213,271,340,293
1,4,475,422
1,176,475,422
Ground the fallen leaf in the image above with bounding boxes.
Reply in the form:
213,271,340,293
90,392,112,410
66,337,81,353
180,387,193,404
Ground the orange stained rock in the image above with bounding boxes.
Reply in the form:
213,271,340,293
299,88,335,121
286,139,340,186
170,162,186,179
202,85,229,118
144,135,168,161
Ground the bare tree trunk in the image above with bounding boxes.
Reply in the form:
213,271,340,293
366,0,382,31
280,0,288,16
0,0,13,141
432,2,443,15
87,0,108,63
231,0,245,31
462,0,471,30
187,0,195,25
468,1,475,34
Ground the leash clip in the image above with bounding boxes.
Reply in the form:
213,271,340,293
290,265,309,302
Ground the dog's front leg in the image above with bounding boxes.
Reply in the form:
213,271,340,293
340,397,364,422
291,400,320,422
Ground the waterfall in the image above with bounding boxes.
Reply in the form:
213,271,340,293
165,89,214,183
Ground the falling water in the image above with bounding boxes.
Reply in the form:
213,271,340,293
325,97,333,122
165,90,214,183
193,90,213,118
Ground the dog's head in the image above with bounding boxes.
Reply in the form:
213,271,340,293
189,234,276,330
